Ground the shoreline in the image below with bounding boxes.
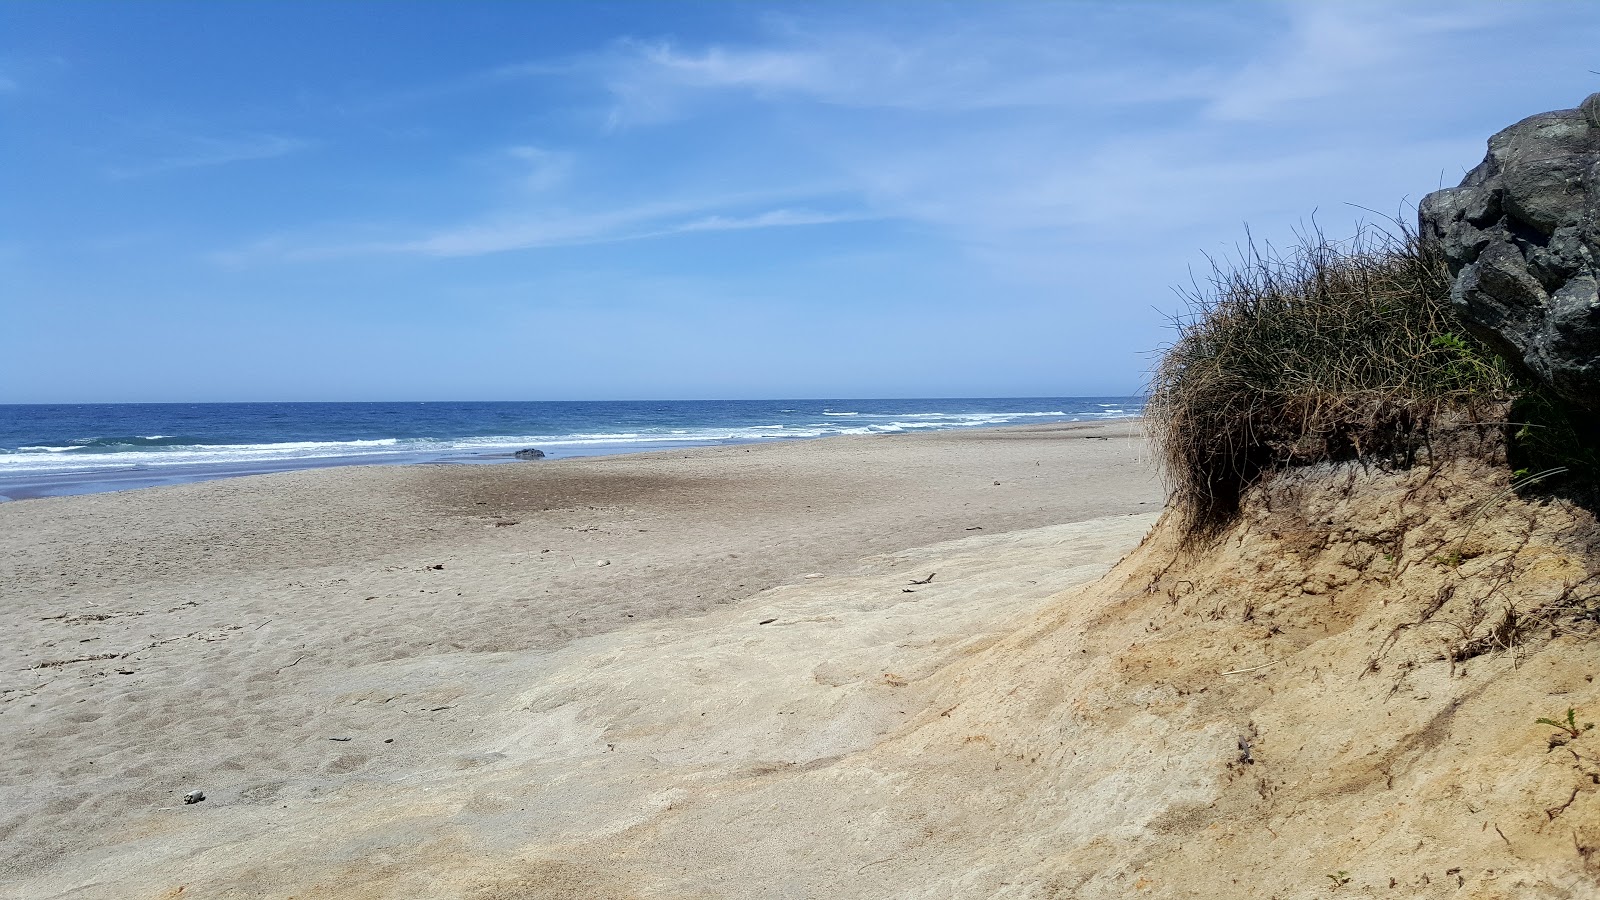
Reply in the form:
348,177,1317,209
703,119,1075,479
0,416,1142,502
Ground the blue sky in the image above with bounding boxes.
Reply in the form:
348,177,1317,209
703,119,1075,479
2,2,1597,403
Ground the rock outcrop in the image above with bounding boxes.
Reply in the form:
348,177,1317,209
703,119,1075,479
513,448,545,460
1420,93,1600,410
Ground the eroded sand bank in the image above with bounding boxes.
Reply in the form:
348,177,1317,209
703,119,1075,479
1,421,1160,898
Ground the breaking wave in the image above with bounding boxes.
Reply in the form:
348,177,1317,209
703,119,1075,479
0,400,1142,479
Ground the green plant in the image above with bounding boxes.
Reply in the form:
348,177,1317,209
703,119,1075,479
1326,870,1351,888
1537,707,1594,739
1148,221,1514,535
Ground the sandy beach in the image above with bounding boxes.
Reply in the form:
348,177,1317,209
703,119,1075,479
0,420,1160,897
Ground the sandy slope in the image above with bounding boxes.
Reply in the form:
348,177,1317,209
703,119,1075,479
0,421,1160,897
451,460,1600,900
454,464,1599,900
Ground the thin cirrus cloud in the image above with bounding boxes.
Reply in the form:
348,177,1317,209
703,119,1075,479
1198,4,1507,122
487,11,1186,131
579,1,1533,255
107,132,313,179
500,145,575,192
594,33,1116,125
586,2,1515,128
381,204,869,258
220,196,876,263
674,209,868,233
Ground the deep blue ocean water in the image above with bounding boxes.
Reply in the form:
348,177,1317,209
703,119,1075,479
0,398,1142,500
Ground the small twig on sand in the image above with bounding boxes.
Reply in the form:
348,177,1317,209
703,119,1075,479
30,653,119,670
275,654,308,674
857,857,900,875
908,573,936,585
1221,660,1279,676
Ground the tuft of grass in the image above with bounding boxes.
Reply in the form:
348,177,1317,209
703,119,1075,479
1147,222,1515,536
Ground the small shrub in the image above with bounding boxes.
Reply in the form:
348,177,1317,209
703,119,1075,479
1147,222,1515,536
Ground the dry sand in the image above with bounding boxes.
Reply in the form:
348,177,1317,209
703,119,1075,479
0,421,1162,898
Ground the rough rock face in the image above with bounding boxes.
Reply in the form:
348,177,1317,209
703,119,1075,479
1420,93,1600,409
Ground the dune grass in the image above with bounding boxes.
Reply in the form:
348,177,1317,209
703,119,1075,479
1147,223,1516,535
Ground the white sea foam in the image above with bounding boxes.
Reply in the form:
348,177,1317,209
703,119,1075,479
0,437,406,474
0,405,1141,478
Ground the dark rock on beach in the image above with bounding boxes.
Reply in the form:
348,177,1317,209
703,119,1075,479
513,448,546,460
1420,93,1600,410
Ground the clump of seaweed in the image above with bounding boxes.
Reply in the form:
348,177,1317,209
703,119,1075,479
1147,222,1515,537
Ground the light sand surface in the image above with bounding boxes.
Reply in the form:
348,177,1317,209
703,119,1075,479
0,421,1161,897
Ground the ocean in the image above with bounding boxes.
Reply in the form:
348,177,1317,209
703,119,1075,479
0,397,1142,501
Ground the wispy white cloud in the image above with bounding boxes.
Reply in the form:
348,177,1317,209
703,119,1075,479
108,133,312,178
675,209,868,233
1200,4,1507,122
374,203,667,257
563,1,1539,267
218,192,873,263
503,145,573,192
633,41,821,92
379,202,870,257
586,3,1514,128
488,6,1229,129
594,29,1122,125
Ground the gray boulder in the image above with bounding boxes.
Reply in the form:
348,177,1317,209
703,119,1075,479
513,448,545,460
1419,93,1600,410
